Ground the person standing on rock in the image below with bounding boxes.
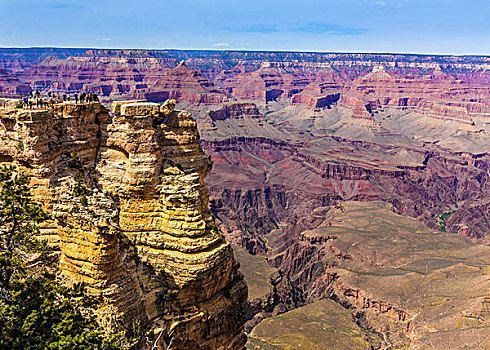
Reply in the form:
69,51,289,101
74,93,78,104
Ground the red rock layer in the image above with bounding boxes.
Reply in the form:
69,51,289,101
143,61,228,104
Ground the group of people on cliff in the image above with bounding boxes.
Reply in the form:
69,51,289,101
19,90,99,109
71,92,99,103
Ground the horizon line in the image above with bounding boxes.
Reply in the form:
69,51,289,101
0,46,489,58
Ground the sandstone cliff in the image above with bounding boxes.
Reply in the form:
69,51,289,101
0,100,247,349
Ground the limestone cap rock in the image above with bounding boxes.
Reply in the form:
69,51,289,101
120,102,160,117
111,99,148,114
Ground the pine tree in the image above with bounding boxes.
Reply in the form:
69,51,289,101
0,165,50,292
0,165,123,349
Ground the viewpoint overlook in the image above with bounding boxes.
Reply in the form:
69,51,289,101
0,48,489,349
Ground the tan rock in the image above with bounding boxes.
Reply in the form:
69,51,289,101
111,99,147,114
0,101,248,349
160,99,176,116
120,102,160,117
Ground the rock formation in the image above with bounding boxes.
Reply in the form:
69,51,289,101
144,61,228,104
14,50,178,102
160,98,176,115
0,100,247,349
0,68,30,95
2,48,490,348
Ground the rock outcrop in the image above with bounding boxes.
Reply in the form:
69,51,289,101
2,48,490,348
0,100,247,349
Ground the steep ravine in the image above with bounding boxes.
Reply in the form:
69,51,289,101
237,201,490,348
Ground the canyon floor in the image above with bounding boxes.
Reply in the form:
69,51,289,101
1,48,489,349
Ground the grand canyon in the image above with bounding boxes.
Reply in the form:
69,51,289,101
0,48,489,349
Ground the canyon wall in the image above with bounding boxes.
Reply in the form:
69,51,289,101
1,48,490,348
0,100,247,349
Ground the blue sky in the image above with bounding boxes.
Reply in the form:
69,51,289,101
0,0,489,55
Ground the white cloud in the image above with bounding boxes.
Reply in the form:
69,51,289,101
370,0,404,9
213,42,230,48
373,0,388,8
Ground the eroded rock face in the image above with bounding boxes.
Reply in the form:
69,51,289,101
0,68,30,95
144,61,229,104
0,101,247,349
261,201,490,348
2,49,490,347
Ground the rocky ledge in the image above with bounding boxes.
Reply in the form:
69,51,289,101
0,100,247,349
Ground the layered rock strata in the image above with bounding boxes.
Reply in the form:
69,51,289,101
143,61,228,104
0,100,247,349
257,201,490,348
